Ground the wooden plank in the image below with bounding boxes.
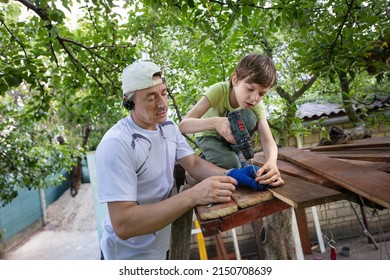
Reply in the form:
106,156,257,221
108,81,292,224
311,150,390,162
231,187,273,208
195,216,222,237
219,199,291,234
195,186,274,221
254,153,340,190
335,159,390,170
309,136,390,151
195,200,238,221
278,147,390,209
196,199,290,237
268,174,347,208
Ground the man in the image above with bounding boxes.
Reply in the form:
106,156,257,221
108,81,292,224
95,60,263,260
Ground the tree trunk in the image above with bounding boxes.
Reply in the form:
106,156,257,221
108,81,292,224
318,125,372,146
69,122,93,197
338,71,362,125
264,208,297,260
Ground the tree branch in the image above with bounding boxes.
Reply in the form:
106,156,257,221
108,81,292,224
292,75,318,101
329,0,355,51
275,86,292,102
16,0,127,91
0,18,28,59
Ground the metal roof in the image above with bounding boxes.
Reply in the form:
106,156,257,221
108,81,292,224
297,103,345,120
297,100,388,121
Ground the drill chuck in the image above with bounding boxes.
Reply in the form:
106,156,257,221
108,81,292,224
238,140,254,160
227,111,254,160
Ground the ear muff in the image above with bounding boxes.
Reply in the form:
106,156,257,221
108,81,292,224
123,99,134,110
122,76,167,111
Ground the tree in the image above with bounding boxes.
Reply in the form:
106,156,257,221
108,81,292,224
1,0,388,203
1,0,128,202
0,87,82,205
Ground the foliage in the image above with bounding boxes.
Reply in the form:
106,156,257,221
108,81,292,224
0,0,389,204
0,89,83,205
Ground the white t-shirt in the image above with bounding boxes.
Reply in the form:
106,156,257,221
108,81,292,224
96,116,194,259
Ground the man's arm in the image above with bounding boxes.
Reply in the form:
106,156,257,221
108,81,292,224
108,154,266,241
108,158,236,240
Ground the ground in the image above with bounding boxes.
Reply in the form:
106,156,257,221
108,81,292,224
4,183,390,260
5,183,101,260
305,235,390,260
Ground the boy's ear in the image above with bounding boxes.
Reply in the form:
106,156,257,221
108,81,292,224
231,72,238,86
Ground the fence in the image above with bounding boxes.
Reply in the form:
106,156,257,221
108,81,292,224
0,160,91,257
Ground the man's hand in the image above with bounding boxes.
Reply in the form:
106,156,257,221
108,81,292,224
227,166,271,191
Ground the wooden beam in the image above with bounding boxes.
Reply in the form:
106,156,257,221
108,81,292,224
251,219,266,259
170,184,193,260
220,200,290,235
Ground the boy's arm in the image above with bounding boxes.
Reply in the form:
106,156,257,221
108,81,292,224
256,118,284,186
178,96,235,143
178,96,212,133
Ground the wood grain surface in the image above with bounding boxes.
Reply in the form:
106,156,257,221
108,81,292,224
278,146,390,209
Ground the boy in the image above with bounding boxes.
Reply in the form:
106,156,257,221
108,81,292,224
179,54,284,187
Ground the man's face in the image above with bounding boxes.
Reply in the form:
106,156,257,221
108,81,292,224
131,77,168,130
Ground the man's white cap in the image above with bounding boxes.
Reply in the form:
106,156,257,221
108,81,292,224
121,61,163,100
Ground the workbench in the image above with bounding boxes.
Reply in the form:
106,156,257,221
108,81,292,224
194,136,390,241
169,136,390,259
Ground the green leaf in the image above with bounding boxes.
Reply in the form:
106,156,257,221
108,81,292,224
4,74,22,86
188,0,195,8
50,26,58,38
242,15,249,27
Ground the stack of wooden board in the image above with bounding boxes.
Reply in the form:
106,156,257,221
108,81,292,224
195,136,390,236
196,187,273,221
309,136,390,172
267,136,390,209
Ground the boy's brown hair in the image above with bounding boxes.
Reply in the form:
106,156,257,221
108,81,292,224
230,54,277,88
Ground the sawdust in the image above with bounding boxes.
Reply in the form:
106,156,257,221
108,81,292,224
45,183,97,232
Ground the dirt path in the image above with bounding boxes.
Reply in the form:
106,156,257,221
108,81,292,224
5,183,100,260
45,183,97,232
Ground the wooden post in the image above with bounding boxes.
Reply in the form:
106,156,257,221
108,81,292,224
251,219,266,259
294,208,312,255
169,197,193,259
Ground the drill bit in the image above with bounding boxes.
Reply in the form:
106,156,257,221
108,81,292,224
247,159,258,177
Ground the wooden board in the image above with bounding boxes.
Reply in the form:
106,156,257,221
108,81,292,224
254,153,340,190
309,136,390,151
195,186,274,221
268,174,348,208
278,146,390,209
197,199,291,237
311,150,390,162
231,187,273,208
334,158,390,168
196,200,238,221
